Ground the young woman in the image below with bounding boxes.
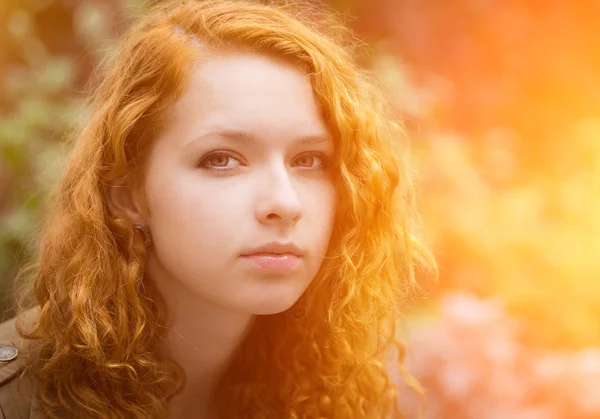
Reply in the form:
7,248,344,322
0,0,435,418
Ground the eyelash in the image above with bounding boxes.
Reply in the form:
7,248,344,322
197,150,331,173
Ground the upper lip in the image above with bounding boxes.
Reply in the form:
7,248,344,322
241,241,304,257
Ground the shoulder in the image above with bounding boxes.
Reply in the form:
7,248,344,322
0,315,24,383
0,309,41,419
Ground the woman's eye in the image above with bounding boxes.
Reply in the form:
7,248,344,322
293,153,328,170
208,154,232,167
198,151,242,171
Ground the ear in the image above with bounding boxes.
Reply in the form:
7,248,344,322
106,180,145,224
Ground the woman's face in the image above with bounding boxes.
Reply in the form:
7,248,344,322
143,53,337,315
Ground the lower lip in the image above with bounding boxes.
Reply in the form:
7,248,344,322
241,253,301,271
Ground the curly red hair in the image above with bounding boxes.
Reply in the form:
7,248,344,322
14,1,436,418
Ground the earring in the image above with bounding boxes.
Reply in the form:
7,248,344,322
132,223,152,248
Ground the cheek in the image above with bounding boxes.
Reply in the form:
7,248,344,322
145,172,250,247
302,181,337,236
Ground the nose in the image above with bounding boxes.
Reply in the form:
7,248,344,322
255,164,302,227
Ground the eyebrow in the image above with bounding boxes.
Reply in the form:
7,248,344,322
184,128,332,148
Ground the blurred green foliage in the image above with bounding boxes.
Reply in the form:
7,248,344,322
0,0,128,311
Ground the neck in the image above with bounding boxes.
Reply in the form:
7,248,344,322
147,266,255,418
166,301,253,386
166,303,254,418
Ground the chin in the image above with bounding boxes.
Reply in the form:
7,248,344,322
247,302,297,316
229,273,312,315
241,293,303,316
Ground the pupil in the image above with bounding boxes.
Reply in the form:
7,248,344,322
212,156,228,166
301,156,313,166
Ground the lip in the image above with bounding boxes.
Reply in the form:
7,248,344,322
241,254,300,271
240,242,304,271
240,241,304,258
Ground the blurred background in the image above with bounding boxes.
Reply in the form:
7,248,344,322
0,0,598,417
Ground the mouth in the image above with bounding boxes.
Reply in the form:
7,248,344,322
240,242,304,258
240,253,301,271
240,242,304,271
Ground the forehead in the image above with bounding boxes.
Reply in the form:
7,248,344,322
165,53,330,143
